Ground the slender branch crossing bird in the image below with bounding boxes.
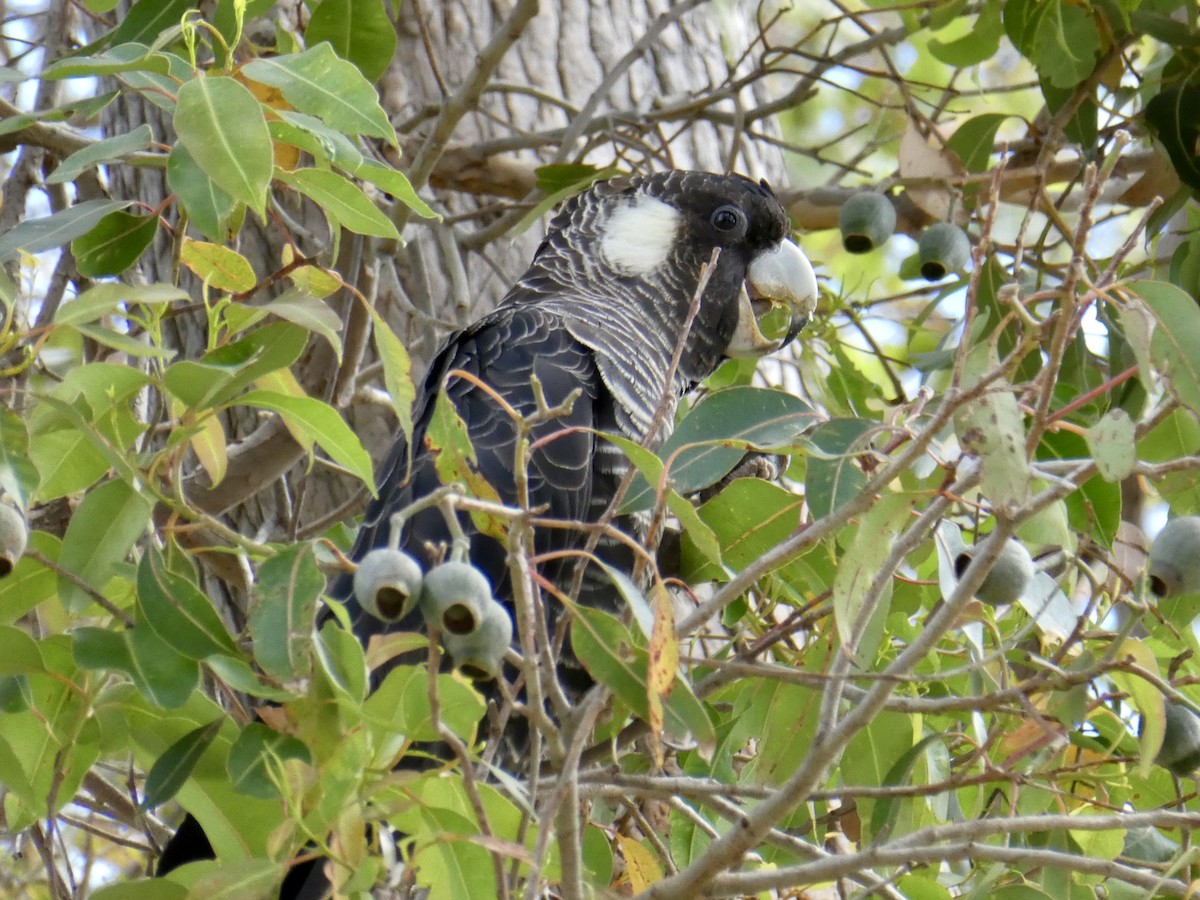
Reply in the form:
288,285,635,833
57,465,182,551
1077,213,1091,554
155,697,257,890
157,169,817,896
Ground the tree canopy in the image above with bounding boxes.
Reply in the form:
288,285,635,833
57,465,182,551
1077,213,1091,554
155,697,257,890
1,1,1200,898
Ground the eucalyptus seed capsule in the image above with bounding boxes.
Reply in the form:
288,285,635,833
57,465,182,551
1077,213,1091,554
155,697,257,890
917,222,971,281
838,191,896,254
353,548,424,621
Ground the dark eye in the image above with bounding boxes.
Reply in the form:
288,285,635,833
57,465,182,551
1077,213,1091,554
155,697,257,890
711,205,744,233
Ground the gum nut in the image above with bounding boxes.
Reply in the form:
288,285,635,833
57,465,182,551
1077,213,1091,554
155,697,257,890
353,548,423,621
418,561,492,635
953,539,1035,606
1154,701,1200,777
917,223,971,281
838,191,897,254
444,601,513,680
1148,516,1200,598
0,504,28,579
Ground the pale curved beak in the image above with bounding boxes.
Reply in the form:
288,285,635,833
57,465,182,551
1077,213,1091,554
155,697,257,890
725,239,818,358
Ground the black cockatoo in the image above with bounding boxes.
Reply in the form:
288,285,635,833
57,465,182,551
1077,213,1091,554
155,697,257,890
157,169,817,897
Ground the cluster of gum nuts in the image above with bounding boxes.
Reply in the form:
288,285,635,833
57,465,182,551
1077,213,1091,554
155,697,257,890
353,545,513,682
838,190,971,281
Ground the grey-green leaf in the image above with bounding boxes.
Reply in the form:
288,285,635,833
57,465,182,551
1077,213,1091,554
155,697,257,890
142,719,222,808
47,123,154,184
243,42,395,140
0,199,132,261
173,75,273,217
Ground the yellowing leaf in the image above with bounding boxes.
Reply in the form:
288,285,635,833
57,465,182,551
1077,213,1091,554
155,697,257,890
614,834,663,892
190,411,228,486
180,238,257,293
370,307,416,452
254,369,311,450
424,392,505,540
283,245,343,298
647,580,678,770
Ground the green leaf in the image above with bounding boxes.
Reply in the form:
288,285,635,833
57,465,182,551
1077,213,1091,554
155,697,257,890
832,492,909,667
74,322,171,359
276,168,400,239
956,345,1031,508
570,606,715,748
0,625,45,676
264,288,343,359
382,800,496,900
1146,80,1200,193
166,143,237,241
57,477,152,612
92,879,188,900
142,719,223,808
946,113,1011,174
95,685,281,861
113,47,192,114
1085,408,1136,482
1041,75,1098,149
620,387,816,513
243,42,395,139
73,625,132,672
304,0,397,84
604,432,722,564
163,321,308,410
0,675,32,713
311,623,366,709
54,282,189,327
535,164,608,194
29,367,148,497
0,406,39,509
174,75,273,217
1037,430,1120,547
805,417,875,519
41,43,171,79
1003,0,1101,89
248,543,324,683
137,547,239,660
71,210,158,277
1133,281,1200,416
107,0,193,47
203,655,296,703
363,663,486,743
47,123,153,184
128,624,201,708
1110,640,1164,777
227,722,311,799
353,159,437,218
689,479,803,576
1138,408,1200,514
869,733,950,841
179,238,257,292
238,389,374,490
928,0,1002,66
168,859,288,898
0,199,132,261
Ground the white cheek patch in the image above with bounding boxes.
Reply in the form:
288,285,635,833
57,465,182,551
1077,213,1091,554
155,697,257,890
600,195,681,275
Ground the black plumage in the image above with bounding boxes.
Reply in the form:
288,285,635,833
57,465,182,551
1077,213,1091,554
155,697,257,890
157,169,816,897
